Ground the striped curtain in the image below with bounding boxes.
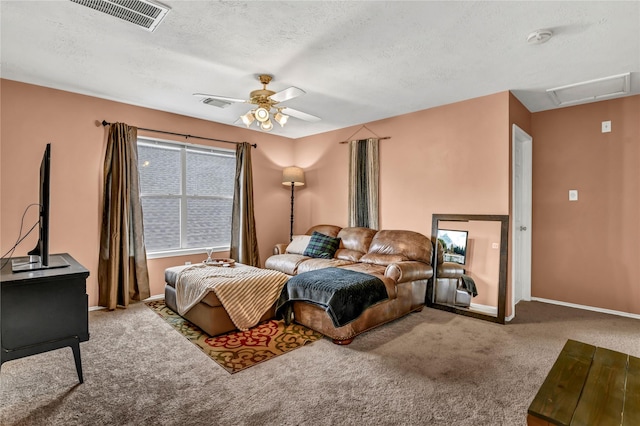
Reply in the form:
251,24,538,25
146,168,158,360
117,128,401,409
348,138,379,229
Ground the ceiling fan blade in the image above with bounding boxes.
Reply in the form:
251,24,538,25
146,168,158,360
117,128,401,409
270,86,305,103
193,93,247,103
282,107,321,122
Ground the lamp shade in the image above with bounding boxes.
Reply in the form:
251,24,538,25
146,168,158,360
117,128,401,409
240,111,255,127
282,166,305,186
274,111,289,127
261,119,274,132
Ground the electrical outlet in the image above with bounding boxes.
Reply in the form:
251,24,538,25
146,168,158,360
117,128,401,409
602,120,611,133
185,261,191,265
492,243,499,249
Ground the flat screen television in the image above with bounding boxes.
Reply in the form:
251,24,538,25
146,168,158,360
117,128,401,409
12,143,68,272
437,229,469,265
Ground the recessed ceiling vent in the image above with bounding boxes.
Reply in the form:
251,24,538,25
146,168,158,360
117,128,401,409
69,0,170,32
201,98,233,109
547,73,631,106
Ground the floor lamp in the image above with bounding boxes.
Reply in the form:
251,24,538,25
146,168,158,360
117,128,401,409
282,166,305,241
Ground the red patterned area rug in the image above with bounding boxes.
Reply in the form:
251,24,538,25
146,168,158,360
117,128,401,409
145,300,323,374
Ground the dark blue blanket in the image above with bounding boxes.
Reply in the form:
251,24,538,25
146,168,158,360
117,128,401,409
277,267,388,327
460,274,478,297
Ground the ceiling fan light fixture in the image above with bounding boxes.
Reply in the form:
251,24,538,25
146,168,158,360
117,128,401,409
240,110,255,127
261,119,274,131
198,74,319,133
254,107,270,122
274,111,289,127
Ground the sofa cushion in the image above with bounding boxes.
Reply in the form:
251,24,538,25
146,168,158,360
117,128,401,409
285,235,312,255
297,258,355,274
359,253,408,266
305,224,342,238
437,261,464,278
335,249,367,262
264,253,309,275
360,230,433,266
303,231,341,259
335,227,377,261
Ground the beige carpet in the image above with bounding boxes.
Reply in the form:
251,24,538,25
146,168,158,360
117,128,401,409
1,301,639,425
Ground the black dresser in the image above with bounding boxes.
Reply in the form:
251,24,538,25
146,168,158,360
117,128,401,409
1,253,89,383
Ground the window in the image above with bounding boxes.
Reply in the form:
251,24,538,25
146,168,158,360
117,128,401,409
137,138,236,258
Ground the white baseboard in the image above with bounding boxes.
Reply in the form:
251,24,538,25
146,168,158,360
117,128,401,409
88,294,164,311
89,296,639,321
145,294,164,302
530,297,640,320
470,302,497,316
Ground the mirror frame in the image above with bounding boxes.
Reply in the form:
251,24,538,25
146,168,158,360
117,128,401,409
429,213,509,324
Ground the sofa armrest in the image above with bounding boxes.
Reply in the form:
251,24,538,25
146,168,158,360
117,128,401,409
273,243,289,255
385,261,434,284
437,261,464,279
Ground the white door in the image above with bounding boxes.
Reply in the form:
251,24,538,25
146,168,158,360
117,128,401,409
512,125,532,313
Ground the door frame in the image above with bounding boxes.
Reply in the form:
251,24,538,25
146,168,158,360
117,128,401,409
511,124,533,318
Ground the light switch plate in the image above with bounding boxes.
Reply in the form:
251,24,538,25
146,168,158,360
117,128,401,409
491,243,499,249
602,120,611,133
569,189,578,201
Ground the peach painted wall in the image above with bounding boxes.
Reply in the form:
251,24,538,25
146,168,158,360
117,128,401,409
18,78,635,319
531,95,640,315
293,92,513,315
509,92,532,136
293,92,512,236
1,79,295,307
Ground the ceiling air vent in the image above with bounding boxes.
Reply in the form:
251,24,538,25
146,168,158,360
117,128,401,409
547,73,631,106
70,0,170,32
201,98,233,109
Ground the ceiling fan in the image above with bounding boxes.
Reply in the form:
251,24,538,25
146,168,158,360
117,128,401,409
194,74,321,132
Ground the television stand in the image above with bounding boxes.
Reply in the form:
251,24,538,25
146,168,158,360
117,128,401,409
11,253,70,272
1,253,89,383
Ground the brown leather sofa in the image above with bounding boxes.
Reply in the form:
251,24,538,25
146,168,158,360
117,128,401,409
433,244,471,307
265,225,435,344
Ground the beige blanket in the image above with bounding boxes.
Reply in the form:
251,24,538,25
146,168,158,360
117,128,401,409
175,264,289,331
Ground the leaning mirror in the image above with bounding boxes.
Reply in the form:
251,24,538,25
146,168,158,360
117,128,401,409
428,214,509,324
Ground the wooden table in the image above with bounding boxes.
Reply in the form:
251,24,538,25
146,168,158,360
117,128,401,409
528,339,639,426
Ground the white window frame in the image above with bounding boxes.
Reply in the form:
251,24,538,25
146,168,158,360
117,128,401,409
137,137,235,259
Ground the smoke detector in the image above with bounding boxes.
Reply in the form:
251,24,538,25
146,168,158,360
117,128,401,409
527,29,553,44
69,0,170,32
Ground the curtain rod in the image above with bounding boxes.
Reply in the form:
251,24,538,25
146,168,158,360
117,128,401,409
337,124,390,144
100,120,257,148
338,136,391,144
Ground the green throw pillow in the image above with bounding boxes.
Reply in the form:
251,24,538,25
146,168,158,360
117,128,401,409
303,231,341,259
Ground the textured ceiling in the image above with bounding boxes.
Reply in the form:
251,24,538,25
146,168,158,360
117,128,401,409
1,1,639,139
